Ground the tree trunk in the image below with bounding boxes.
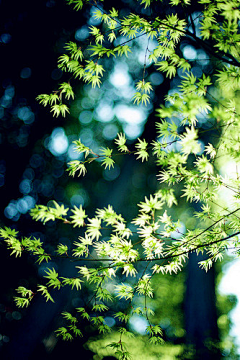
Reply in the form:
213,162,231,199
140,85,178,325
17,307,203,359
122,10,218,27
185,253,221,359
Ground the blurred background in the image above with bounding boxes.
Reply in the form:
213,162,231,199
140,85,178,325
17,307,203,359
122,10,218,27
0,0,239,358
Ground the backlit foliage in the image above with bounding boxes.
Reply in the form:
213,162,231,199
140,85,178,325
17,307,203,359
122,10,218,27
1,0,240,358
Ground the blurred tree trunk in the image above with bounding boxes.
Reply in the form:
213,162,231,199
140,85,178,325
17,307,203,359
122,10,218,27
185,253,221,359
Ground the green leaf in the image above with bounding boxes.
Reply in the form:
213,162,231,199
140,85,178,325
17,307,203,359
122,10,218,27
36,94,51,106
65,41,83,61
72,139,90,157
115,133,129,153
56,244,69,255
135,138,149,162
86,217,102,240
37,285,54,302
67,161,87,177
30,201,69,223
132,92,151,105
44,268,62,289
50,103,70,117
59,82,75,100
61,277,83,290
66,0,84,11
180,127,201,155
70,205,87,227
100,147,115,169
14,286,34,308
115,284,133,300
101,156,115,170
0,227,18,239
138,195,164,213
55,327,74,341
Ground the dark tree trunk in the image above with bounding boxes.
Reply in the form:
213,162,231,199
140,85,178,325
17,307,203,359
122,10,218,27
185,253,221,359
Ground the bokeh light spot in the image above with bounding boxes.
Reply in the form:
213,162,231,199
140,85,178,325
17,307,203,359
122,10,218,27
79,110,92,124
110,65,131,87
182,45,197,60
96,103,114,122
20,67,32,79
115,105,146,125
49,127,69,156
103,165,120,181
18,106,35,124
103,124,118,140
51,69,62,80
0,33,11,44
149,72,164,86
75,26,89,41
19,179,32,194
129,315,148,335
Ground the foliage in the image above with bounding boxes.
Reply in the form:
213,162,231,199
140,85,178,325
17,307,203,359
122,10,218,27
86,332,184,359
1,0,240,357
